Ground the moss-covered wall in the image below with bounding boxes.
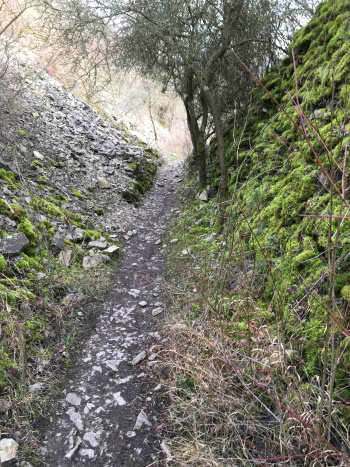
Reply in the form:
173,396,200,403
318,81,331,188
206,0,350,386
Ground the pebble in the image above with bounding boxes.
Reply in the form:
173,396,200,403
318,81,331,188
139,301,148,307
132,351,147,365
66,393,82,406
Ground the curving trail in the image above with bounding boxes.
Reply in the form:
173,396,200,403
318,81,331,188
40,160,183,466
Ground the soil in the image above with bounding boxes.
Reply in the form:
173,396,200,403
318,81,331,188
37,159,183,466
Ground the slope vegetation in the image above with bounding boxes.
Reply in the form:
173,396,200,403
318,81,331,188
163,1,350,464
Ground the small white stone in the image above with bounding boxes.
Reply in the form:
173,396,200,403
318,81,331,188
0,438,18,463
83,432,99,448
113,392,126,406
132,351,147,365
139,301,148,307
126,431,136,438
152,307,164,316
66,408,84,431
134,409,152,430
66,393,82,406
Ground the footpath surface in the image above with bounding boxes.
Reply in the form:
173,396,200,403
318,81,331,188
39,160,183,466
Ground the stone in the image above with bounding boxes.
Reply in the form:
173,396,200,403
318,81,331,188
0,438,18,464
82,254,109,270
0,215,17,232
198,190,208,202
59,250,73,267
66,393,82,406
205,233,217,242
148,353,157,361
87,240,108,249
97,176,111,189
152,307,164,317
52,231,66,249
126,431,136,438
33,150,44,160
139,301,148,307
0,233,29,256
64,437,82,460
0,399,11,413
83,432,99,448
133,409,152,430
79,449,95,459
155,239,162,245
65,228,85,242
103,245,119,257
132,351,147,365
28,383,47,395
66,407,84,430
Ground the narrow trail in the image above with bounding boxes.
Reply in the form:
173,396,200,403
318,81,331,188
40,160,183,466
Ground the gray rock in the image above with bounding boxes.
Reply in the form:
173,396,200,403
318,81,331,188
198,190,208,202
83,432,99,448
152,307,164,317
139,301,148,307
97,176,111,189
0,233,30,255
33,150,44,160
66,407,84,430
205,233,217,242
0,438,18,464
87,240,108,249
52,231,66,249
0,399,11,413
132,351,147,365
65,228,85,242
59,250,73,267
82,254,109,270
133,409,152,430
66,393,82,406
28,383,47,395
79,449,95,459
64,437,82,460
103,245,119,257
0,215,17,232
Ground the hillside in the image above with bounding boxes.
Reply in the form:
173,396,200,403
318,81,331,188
163,0,350,465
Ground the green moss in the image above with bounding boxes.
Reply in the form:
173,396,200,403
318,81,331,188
17,219,37,243
0,169,15,185
0,254,8,272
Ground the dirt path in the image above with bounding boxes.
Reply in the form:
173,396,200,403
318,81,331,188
39,160,183,466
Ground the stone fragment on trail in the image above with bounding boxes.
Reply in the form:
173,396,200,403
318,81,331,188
79,448,96,459
97,176,112,188
152,307,164,316
126,431,136,438
66,393,82,406
113,392,126,406
0,438,18,464
128,288,140,297
66,407,84,430
64,436,82,460
83,432,99,448
155,239,162,245
132,350,147,365
139,301,148,307
133,409,152,430
0,232,29,255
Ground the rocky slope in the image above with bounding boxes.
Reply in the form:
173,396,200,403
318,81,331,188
0,58,162,457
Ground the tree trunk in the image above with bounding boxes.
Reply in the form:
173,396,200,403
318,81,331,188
202,88,229,200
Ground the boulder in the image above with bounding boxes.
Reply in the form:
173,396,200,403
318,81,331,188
103,245,119,257
0,233,29,255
